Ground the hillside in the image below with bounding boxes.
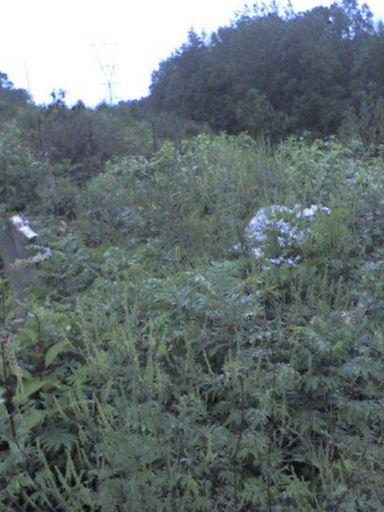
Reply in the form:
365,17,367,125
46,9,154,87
1,0,384,509
1,132,384,510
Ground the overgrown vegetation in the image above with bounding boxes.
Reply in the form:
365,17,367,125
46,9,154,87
1,1,384,510
2,132,384,510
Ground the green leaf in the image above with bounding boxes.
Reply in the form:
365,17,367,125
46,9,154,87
14,379,47,404
45,339,71,367
38,428,76,453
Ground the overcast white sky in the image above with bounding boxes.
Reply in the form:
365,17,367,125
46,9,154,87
1,0,383,106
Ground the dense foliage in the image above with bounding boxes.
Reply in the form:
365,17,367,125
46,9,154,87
150,0,384,144
1,131,384,510
1,2,384,509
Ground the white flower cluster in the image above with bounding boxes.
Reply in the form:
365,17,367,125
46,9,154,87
245,204,331,265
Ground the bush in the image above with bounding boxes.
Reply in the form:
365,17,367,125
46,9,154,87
0,123,45,211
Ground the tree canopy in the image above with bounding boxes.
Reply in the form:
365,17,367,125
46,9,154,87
0,72,30,123
149,0,384,142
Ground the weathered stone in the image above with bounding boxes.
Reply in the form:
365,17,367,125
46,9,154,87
0,215,51,300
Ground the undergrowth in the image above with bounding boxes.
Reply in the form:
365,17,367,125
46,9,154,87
1,135,384,510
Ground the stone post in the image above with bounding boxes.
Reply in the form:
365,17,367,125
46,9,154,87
0,215,51,301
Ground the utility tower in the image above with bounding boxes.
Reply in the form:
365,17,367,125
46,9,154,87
92,41,118,104
24,62,32,96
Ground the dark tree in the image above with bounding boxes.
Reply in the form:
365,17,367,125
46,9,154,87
149,1,383,142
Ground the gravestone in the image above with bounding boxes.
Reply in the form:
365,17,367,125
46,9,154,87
0,215,52,301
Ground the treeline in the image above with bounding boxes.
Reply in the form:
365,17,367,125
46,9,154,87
149,0,384,144
1,0,383,191
0,80,205,213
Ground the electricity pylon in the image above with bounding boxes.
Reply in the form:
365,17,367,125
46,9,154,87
92,41,118,104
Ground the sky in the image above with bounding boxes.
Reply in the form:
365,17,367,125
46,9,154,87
1,0,383,106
